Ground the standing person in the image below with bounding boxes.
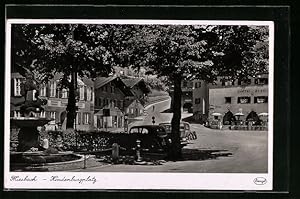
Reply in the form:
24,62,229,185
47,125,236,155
153,105,155,112
56,134,64,151
42,138,49,150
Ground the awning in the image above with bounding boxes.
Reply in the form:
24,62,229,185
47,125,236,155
258,112,268,117
234,112,245,116
212,112,222,116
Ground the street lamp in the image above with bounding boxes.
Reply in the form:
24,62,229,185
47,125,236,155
152,116,155,125
124,114,128,133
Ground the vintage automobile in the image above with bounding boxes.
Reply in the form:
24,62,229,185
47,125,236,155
110,125,171,153
159,122,192,147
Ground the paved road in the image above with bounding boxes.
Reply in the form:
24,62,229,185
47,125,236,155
129,97,193,128
72,99,268,173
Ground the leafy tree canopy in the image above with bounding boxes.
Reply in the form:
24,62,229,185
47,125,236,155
11,24,137,87
123,24,268,82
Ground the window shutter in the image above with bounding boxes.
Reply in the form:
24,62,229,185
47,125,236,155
54,82,57,97
82,113,85,124
46,83,50,97
59,89,62,98
84,86,87,101
56,88,59,98
11,79,15,96
88,113,91,124
45,111,49,118
39,87,42,96
77,87,80,100
78,112,81,125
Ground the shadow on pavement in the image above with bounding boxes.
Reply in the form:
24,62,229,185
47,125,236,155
94,148,232,166
180,148,232,161
161,108,173,113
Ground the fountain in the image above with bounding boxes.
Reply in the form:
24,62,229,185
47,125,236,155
10,75,83,171
11,98,51,152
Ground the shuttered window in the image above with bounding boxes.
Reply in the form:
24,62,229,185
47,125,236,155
75,112,80,125
49,112,56,124
40,84,46,97
83,113,90,124
79,86,85,100
50,82,56,97
14,78,22,96
50,112,56,119
61,88,68,98
40,111,46,118
14,111,21,118
87,87,91,101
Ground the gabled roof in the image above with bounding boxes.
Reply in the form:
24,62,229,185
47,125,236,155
94,76,117,89
122,78,151,93
124,98,143,109
122,78,143,88
94,76,134,96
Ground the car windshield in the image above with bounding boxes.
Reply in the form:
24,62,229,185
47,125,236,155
156,127,165,132
130,128,139,133
161,124,171,131
129,127,149,134
156,127,167,137
184,124,190,130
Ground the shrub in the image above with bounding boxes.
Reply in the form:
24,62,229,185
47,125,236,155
43,147,59,155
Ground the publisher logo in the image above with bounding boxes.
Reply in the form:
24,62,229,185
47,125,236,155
254,177,267,185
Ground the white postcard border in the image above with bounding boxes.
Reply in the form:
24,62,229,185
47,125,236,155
4,19,274,191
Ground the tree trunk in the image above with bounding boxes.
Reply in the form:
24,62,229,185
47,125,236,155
66,71,77,129
168,76,183,160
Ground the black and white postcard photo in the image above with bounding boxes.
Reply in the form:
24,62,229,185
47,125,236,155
4,19,274,190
